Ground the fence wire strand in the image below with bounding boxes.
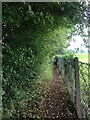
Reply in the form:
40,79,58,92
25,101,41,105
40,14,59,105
58,58,90,119
79,61,90,118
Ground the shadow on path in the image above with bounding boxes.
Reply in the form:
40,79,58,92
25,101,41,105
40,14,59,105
44,65,78,119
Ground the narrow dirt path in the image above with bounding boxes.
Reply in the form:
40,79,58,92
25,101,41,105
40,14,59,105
44,65,78,119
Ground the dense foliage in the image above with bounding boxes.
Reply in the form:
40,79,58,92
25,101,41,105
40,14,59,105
2,2,87,118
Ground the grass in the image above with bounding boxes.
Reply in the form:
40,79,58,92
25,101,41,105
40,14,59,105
75,53,88,63
40,63,53,81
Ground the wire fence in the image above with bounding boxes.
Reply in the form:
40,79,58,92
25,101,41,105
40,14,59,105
57,57,90,120
79,61,90,119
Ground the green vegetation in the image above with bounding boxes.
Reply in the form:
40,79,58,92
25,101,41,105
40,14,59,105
2,2,87,119
74,53,89,118
79,62,90,118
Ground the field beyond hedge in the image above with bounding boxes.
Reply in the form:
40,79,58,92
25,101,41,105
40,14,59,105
75,53,88,63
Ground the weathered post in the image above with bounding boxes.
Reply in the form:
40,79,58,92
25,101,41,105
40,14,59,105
74,57,82,119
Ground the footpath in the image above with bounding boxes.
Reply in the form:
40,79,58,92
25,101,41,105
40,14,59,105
44,66,78,119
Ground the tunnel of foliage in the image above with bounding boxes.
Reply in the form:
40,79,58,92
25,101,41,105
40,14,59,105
2,2,87,118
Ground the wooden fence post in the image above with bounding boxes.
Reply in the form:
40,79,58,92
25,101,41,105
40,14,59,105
74,57,82,119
